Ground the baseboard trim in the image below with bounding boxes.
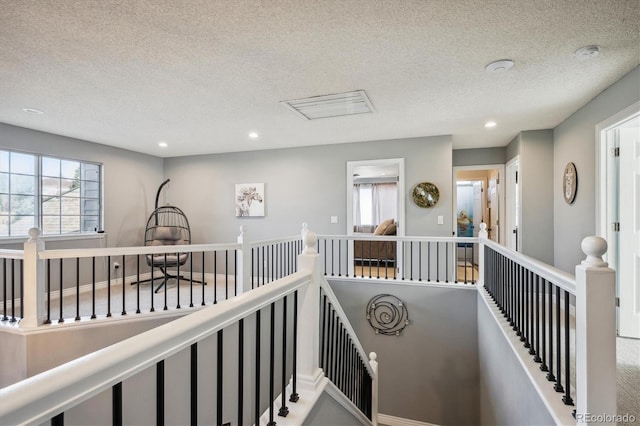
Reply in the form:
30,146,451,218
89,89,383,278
378,413,438,426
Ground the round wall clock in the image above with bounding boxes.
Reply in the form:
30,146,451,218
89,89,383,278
411,182,439,208
563,162,578,204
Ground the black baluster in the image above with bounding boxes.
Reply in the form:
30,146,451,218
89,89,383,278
157,360,164,426
52,412,64,426
546,281,555,381
191,343,198,426
112,382,122,426
554,285,564,393
251,247,255,289
523,268,530,347
278,297,289,417
540,278,548,371
445,241,448,283
225,250,229,300
534,275,541,362
234,250,238,297
91,257,97,318
136,255,141,314
562,290,573,405
45,259,51,324
189,254,194,308
75,258,80,321
121,255,127,315
214,251,218,304
106,255,111,317
290,291,299,403
201,252,206,306
217,330,224,426
58,258,64,323
268,302,276,426
238,319,244,425
418,242,422,281
255,310,261,425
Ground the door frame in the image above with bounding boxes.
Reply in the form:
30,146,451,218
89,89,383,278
452,164,505,244
505,156,521,251
346,158,406,276
596,100,640,336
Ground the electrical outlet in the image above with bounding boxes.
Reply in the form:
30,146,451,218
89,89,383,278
330,216,339,224
113,261,120,269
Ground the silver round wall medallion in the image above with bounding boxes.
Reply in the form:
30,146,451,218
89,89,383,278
563,162,578,204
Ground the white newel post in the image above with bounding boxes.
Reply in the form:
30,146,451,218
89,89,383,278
236,225,252,295
575,236,617,426
295,223,324,392
21,228,45,328
478,223,488,287
369,352,379,426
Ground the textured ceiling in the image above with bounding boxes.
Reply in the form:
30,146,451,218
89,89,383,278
0,0,638,157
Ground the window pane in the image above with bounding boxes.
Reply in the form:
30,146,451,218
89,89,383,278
0,194,8,212
61,216,80,233
61,196,79,215
11,215,35,235
82,163,100,181
42,177,60,196
42,217,60,234
0,217,8,236
42,196,60,215
10,152,35,174
61,178,79,196
82,198,100,215
0,152,8,173
10,195,34,215
61,160,79,180
82,180,100,198
0,173,8,193
11,174,35,195
42,157,60,177
83,216,99,232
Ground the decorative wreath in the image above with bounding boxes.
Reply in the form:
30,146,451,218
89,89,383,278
411,182,439,208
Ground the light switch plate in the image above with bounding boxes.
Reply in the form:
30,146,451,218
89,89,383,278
437,215,444,225
331,216,339,224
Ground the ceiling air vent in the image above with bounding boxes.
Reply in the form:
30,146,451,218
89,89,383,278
281,90,375,120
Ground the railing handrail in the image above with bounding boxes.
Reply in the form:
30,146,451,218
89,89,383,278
0,269,312,425
318,234,479,244
249,235,301,247
37,242,243,260
0,249,24,260
482,237,576,294
320,277,375,378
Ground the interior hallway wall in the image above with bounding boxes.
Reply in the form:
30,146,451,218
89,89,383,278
163,136,453,244
553,65,640,273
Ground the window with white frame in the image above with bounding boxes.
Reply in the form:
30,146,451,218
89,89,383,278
0,149,102,236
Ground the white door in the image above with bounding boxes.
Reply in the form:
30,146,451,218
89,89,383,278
618,119,640,338
488,171,499,242
506,157,520,251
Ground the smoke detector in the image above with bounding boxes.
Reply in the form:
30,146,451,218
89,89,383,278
485,59,515,73
575,45,600,59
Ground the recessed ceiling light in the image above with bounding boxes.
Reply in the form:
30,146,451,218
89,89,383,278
248,132,259,139
575,45,600,59
485,121,497,128
158,141,168,148
22,108,45,114
485,59,514,73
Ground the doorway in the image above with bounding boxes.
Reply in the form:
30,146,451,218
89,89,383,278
597,101,640,338
453,165,505,282
346,158,405,277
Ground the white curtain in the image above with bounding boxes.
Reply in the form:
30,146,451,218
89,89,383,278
353,182,397,232
372,183,397,225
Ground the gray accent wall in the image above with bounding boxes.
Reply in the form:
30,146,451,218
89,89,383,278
329,280,479,425
0,123,164,248
163,136,453,243
453,147,506,166
553,65,640,272
506,130,554,264
304,390,363,425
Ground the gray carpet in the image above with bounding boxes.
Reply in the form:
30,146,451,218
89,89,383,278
617,337,640,425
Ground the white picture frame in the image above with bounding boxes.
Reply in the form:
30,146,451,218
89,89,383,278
235,183,265,217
